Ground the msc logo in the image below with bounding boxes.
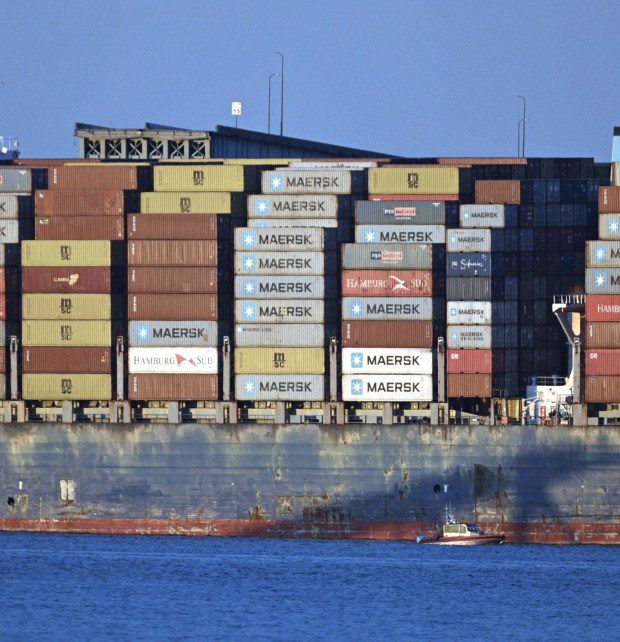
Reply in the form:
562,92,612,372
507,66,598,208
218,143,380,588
60,245,72,261
270,175,283,191
407,172,420,189
273,352,286,369
61,378,73,395
60,325,72,341
192,170,205,186
255,198,270,215
350,379,363,395
60,298,73,315
350,353,363,368
180,197,191,213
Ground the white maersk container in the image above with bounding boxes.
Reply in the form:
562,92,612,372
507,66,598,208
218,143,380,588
235,299,325,324
342,348,432,374
447,228,492,253
235,275,325,299
460,204,505,228
0,220,21,243
342,374,433,401
342,297,433,321
234,227,324,251
235,374,324,401
128,321,218,347
354,225,445,244
128,347,218,374
247,194,339,219
447,325,492,349
585,241,620,267
234,251,326,275
446,301,492,325
248,218,339,228
599,214,620,240
262,169,358,195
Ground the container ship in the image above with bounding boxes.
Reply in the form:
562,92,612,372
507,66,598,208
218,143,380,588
0,123,619,544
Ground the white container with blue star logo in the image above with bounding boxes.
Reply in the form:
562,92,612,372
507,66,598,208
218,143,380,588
234,300,325,323
354,225,445,244
342,297,433,320
235,276,326,299
586,241,620,267
234,227,324,251
342,374,432,401
599,214,620,240
585,268,620,293
459,204,505,228
247,194,339,219
235,374,324,400
446,325,492,349
234,251,325,274
128,321,218,346
261,170,356,194
342,348,432,374
447,228,492,253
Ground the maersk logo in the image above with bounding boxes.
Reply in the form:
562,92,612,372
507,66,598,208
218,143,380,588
243,303,255,319
256,198,270,215
242,231,256,248
595,272,606,288
350,300,363,316
244,379,256,394
243,279,256,295
364,228,377,242
608,219,619,235
450,307,457,317
350,353,363,368
137,324,150,341
351,379,363,395
242,255,255,272
270,175,283,191
451,332,458,341
594,246,607,262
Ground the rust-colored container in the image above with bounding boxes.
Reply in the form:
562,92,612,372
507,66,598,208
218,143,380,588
127,214,218,240
585,376,620,403
599,186,620,214
342,270,432,297
35,216,124,240
446,349,492,374
22,347,112,373
49,165,148,190
586,322,620,348
368,194,459,201
128,294,217,320
128,374,218,401
585,350,620,376
34,189,126,215
0,350,5,374
0,294,5,320
475,180,521,204
447,373,492,397
341,321,433,348
128,267,218,293
128,240,217,266
22,267,111,293
585,295,620,322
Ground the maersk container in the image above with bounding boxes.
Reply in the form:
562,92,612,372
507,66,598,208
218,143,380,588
341,269,432,297
140,192,231,214
446,252,492,277
235,275,327,299
262,169,361,195
0,220,20,243
585,269,620,294
0,168,31,192
368,167,459,195
248,218,338,229
447,229,491,253
234,347,324,375
460,204,505,228
234,323,324,347
22,320,111,347
247,194,339,218
22,373,111,401
234,227,324,251
586,241,620,267
235,299,324,324
128,240,217,266
342,374,433,401
0,195,31,219
446,349,492,374
446,277,492,301
128,347,218,374
235,374,324,401
234,251,329,275
342,243,432,270
128,320,218,346
154,165,246,192
22,294,111,320
355,200,446,225
354,225,445,244
447,325,492,349
0,321,5,345
598,214,620,240
341,347,432,374
22,240,110,267
447,301,492,325
342,297,432,321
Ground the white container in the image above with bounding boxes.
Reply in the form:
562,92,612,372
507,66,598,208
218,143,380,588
262,169,355,194
235,299,325,324
235,275,325,299
234,251,326,275
0,219,20,243
446,301,492,325
460,204,505,228
447,228,492,253
586,241,620,267
247,194,339,218
235,374,324,401
447,325,492,349
342,297,433,320
128,347,218,374
342,374,433,401
354,225,445,244
128,321,218,346
599,214,620,240
342,348,432,374
248,218,339,228
234,323,324,347
234,227,324,251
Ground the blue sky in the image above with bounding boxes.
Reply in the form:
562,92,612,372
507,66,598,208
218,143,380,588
2,0,619,159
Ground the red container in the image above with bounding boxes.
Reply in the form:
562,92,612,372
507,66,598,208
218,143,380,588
585,295,620,322
22,267,111,293
34,189,126,215
0,294,5,320
128,294,218,320
475,180,521,204
128,374,218,401
128,267,218,293
128,240,217,266
586,322,620,348
585,376,620,403
342,269,432,297
446,349,492,374
585,350,620,376
35,216,124,240
368,194,459,201
447,373,492,398
341,321,432,348
127,214,218,240
22,347,112,373
49,165,148,190
599,186,620,213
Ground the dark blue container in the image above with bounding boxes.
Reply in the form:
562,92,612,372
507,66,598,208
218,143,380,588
505,205,518,227
504,324,519,348
491,228,505,251
560,203,574,225
546,204,561,227
491,277,505,299
492,301,505,324
446,252,492,277
519,229,534,251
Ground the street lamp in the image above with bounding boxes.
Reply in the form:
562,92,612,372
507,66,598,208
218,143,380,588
275,52,284,136
268,73,279,134
518,96,527,157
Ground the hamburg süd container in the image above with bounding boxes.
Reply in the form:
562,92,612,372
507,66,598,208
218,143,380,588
22,320,111,346
234,251,328,275
235,299,325,324
22,240,111,267
354,225,445,244
128,240,217,266
446,349,492,374
49,164,149,190
35,216,125,240
128,294,217,320
154,165,246,192
447,301,492,325
460,204,505,228
446,252,492,277
585,350,620,376
235,374,324,401
262,169,360,194
598,186,620,213
342,321,433,348
235,275,327,300
585,295,620,321
247,194,339,219
585,268,620,294
22,347,112,373
446,277,492,301
342,243,432,270
585,376,620,403
447,325,492,349
234,227,324,251
0,168,32,192
22,294,112,320
0,194,32,219
128,374,218,400
368,166,459,195
21,266,112,293
585,241,620,267
234,323,324,347
447,373,492,397
598,214,620,240
341,347,432,374
355,200,445,225
128,267,217,293
342,297,433,321
140,192,231,214
586,322,620,348
128,347,218,374
35,189,128,216
234,347,325,375
22,374,111,400
447,228,492,253
341,269,432,297
342,374,433,401
128,320,218,347
127,214,218,240
474,180,520,205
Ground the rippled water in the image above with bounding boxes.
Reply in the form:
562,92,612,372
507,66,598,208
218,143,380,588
1,533,617,640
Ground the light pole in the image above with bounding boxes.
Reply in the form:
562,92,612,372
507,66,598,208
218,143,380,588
268,73,279,134
518,96,527,157
275,52,284,136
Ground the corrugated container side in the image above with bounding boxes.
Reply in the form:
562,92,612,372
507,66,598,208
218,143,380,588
35,216,124,240
446,277,492,301
474,180,521,204
446,349,492,373
140,192,231,214
128,374,218,401
599,186,620,213
585,268,620,294
460,204,505,228
49,165,147,190
368,194,459,201
598,214,620,240
128,240,217,266
368,167,459,195
0,350,5,374
0,168,31,192
354,225,445,244
447,373,492,397
342,297,433,321
355,200,445,225
247,194,339,219
234,323,324,347
585,376,620,403
234,227,324,251
128,294,217,320
234,251,329,275
22,374,111,400
262,169,355,194
585,241,620,267
127,214,218,240
447,229,492,253
248,218,339,229
22,347,112,373
235,276,327,300
128,267,217,293
341,270,432,297
128,347,218,374
342,374,433,401
585,295,620,321
447,301,492,325
22,240,110,267
0,195,32,219
235,299,324,324
234,347,325,374
341,347,433,374
585,350,620,376
128,320,218,346
22,294,112,320
154,165,245,192
586,322,620,348
235,374,324,401
342,243,432,270
22,267,111,293
22,320,111,347
0,220,22,243
341,321,433,348
35,189,127,216
446,252,492,277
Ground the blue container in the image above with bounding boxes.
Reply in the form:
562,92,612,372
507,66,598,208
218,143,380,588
547,204,561,227
505,205,518,228
491,228,505,251
504,277,518,300
446,252,492,277
519,229,533,252
504,324,519,348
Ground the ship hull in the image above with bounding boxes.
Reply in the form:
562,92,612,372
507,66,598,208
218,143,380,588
0,423,618,545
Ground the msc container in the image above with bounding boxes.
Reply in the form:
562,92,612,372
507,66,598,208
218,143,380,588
35,189,127,216
341,347,432,374
235,275,326,300
447,301,492,325
22,374,111,400
22,240,110,267
599,186,620,213
342,269,432,297
460,204,505,228
128,240,217,266
247,194,339,219
22,266,111,293
355,200,445,225
128,347,218,374
368,167,459,195
598,214,620,240
128,294,217,320
22,320,111,346
49,165,149,190
342,297,432,321
127,214,218,240
22,347,111,373
342,374,432,401
446,349,492,374
35,216,124,240
447,228,491,253
474,180,520,204
235,299,324,324
234,251,328,275
154,165,246,192
0,168,31,192
446,277,492,301
585,376,620,403
354,225,445,244
586,322,620,348
234,347,324,375
262,169,360,194
585,295,620,321
0,220,20,243
234,227,323,251
22,294,111,320
446,252,492,277
128,267,217,293
342,321,433,348
128,374,218,401
235,374,324,401
342,243,432,270
0,194,31,219
128,320,218,346
447,373,492,397
447,325,492,349
140,192,231,214
234,323,324,347
585,350,620,376
586,241,620,267
585,268,620,294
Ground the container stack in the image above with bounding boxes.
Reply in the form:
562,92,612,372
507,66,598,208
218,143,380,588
585,186,620,403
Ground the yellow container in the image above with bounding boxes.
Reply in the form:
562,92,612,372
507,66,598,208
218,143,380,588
23,294,111,320
234,347,324,374
22,374,111,400
140,192,231,214
22,320,111,346
154,165,245,192
21,241,110,267
368,166,459,195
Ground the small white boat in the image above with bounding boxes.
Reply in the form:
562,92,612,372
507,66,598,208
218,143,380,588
417,520,504,545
